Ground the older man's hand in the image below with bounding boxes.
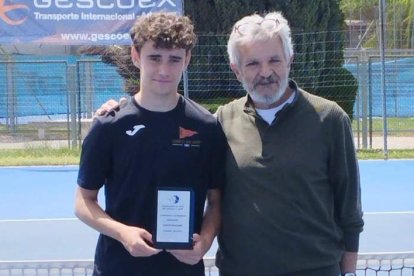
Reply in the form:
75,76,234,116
94,97,128,117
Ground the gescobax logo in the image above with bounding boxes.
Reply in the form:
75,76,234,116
1,0,179,25
32,0,178,9
0,0,29,25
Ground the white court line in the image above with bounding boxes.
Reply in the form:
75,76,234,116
364,211,414,215
0,165,78,169
0,217,77,223
359,159,414,162
1,212,413,222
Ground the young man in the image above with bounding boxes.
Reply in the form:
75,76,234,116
75,12,225,276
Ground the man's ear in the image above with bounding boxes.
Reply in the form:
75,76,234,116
131,46,141,69
288,55,294,70
230,63,242,82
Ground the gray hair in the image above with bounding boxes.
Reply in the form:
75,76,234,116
227,12,293,66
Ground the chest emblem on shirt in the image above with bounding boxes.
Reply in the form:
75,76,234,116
179,127,198,139
172,126,201,147
126,124,145,136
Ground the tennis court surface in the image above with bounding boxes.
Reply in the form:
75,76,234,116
0,160,413,275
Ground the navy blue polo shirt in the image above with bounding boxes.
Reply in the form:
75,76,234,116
77,95,226,276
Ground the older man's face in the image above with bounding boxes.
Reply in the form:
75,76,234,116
231,36,291,109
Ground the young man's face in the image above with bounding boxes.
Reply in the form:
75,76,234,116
132,41,191,96
231,36,291,108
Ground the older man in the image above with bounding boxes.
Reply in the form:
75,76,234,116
215,11,363,276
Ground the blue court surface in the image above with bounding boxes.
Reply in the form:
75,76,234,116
0,160,413,261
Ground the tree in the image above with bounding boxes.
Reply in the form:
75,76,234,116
185,0,357,118
86,1,358,118
340,0,414,48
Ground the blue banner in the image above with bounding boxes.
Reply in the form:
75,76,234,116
0,0,183,45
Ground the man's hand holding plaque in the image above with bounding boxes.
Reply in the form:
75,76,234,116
153,187,195,249
167,233,211,265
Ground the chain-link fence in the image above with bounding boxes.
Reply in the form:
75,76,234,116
0,56,126,148
346,49,414,149
1,31,413,150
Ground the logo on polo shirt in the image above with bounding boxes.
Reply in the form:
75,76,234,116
172,126,201,147
126,124,145,136
179,127,198,139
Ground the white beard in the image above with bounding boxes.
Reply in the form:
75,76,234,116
243,77,289,106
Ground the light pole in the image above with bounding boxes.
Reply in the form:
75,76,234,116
378,0,388,159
